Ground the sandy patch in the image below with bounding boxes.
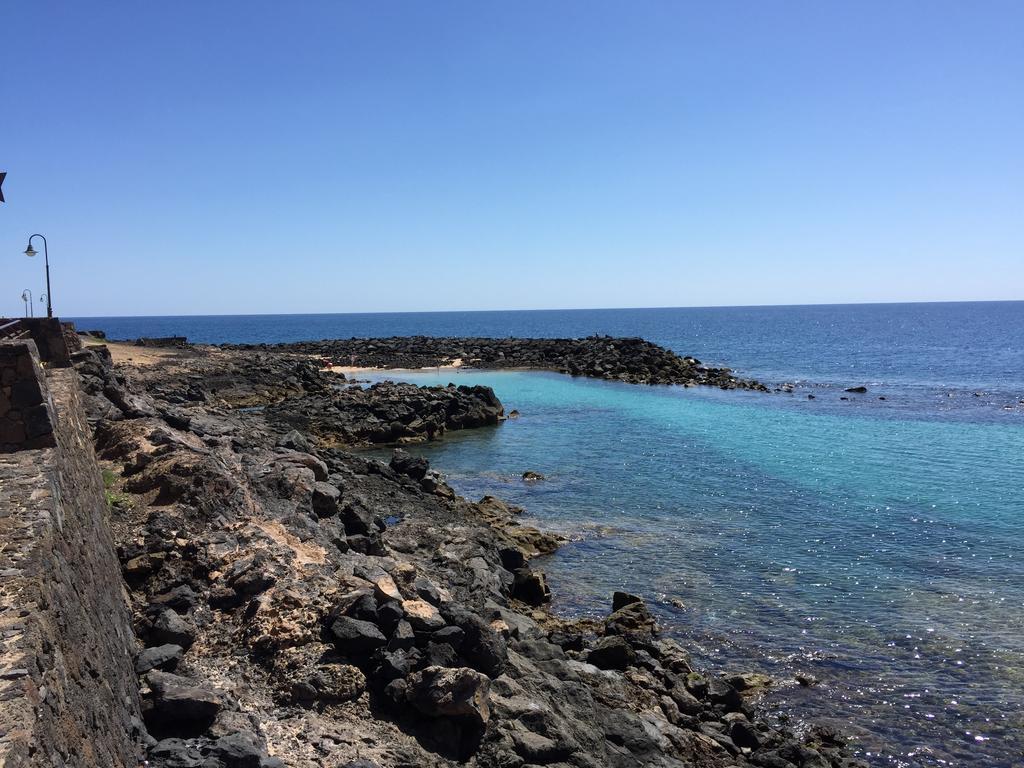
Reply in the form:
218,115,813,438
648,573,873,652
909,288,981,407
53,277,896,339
320,357,465,376
83,338,200,366
254,519,327,567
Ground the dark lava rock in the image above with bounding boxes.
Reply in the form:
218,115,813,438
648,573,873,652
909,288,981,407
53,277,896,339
148,738,205,768
213,731,264,768
605,598,657,639
707,677,744,712
151,584,200,613
728,716,762,749
432,625,466,650
390,448,429,480
136,644,184,674
407,666,491,756
425,640,461,667
611,590,644,611
329,615,387,655
311,481,342,517
149,608,197,649
588,635,636,670
143,671,222,738
388,620,416,651
845,386,868,393
512,568,551,605
376,599,404,634
277,429,311,452
440,607,508,677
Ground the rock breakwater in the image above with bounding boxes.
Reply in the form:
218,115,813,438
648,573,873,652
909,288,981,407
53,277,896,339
225,336,768,390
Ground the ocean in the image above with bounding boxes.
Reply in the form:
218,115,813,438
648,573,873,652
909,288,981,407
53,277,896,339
73,302,1024,767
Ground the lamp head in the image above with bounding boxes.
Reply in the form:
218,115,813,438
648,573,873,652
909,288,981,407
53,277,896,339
24,243,37,258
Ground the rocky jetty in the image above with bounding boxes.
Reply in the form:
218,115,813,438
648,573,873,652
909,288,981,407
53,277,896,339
65,342,862,767
75,346,505,447
225,336,768,390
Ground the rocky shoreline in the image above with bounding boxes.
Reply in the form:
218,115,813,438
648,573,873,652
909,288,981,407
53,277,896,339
67,339,863,767
220,335,769,391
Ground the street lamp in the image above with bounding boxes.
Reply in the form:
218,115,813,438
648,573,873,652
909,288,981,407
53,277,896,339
21,289,33,318
24,234,52,318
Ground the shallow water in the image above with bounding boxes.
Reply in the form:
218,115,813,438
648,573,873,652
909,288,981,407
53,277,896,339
367,368,1024,768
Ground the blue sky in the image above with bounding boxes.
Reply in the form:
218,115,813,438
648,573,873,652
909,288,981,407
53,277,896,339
2,2,1022,317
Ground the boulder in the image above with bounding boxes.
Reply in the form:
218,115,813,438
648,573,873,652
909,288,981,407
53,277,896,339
150,608,197,649
390,448,429,480
329,616,387,655
148,738,205,768
305,663,367,703
277,429,311,452
372,574,403,603
136,644,184,674
441,606,508,676
143,671,222,738
432,625,465,650
388,620,416,651
402,599,446,631
605,598,657,639
707,677,743,712
407,666,491,727
669,684,704,716
213,731,264,768
588,635,636,670
512,569,551,605
311,481,341,517
612,591,643,611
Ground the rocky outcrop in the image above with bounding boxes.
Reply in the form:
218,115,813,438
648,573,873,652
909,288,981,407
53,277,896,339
224,335,768,390
78,345,505,448
55,342,866,768
264,380,505,446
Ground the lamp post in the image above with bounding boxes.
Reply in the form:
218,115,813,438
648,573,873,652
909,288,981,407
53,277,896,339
24,234,52,318
21,289,33,318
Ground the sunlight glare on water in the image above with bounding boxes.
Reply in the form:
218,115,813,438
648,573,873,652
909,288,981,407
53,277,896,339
370,368,1024,768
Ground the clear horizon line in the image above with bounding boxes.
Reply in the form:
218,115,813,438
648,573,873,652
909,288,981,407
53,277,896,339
63,297,1023,320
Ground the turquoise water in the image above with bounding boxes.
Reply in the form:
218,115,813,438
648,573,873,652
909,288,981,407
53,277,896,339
367,369,1024,768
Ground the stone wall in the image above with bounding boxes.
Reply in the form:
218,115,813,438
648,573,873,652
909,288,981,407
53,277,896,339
0,319,71,368
0,361,142,766
0,341,58,453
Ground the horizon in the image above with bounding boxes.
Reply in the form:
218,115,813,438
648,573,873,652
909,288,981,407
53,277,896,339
5,2,1024,317
64,296,1024,321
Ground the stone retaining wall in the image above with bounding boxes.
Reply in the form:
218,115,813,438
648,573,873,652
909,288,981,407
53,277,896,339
0,320,71,368
0,341,57,453
0,358,141,766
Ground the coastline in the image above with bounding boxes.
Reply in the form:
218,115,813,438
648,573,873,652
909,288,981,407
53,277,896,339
65,336,867,767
